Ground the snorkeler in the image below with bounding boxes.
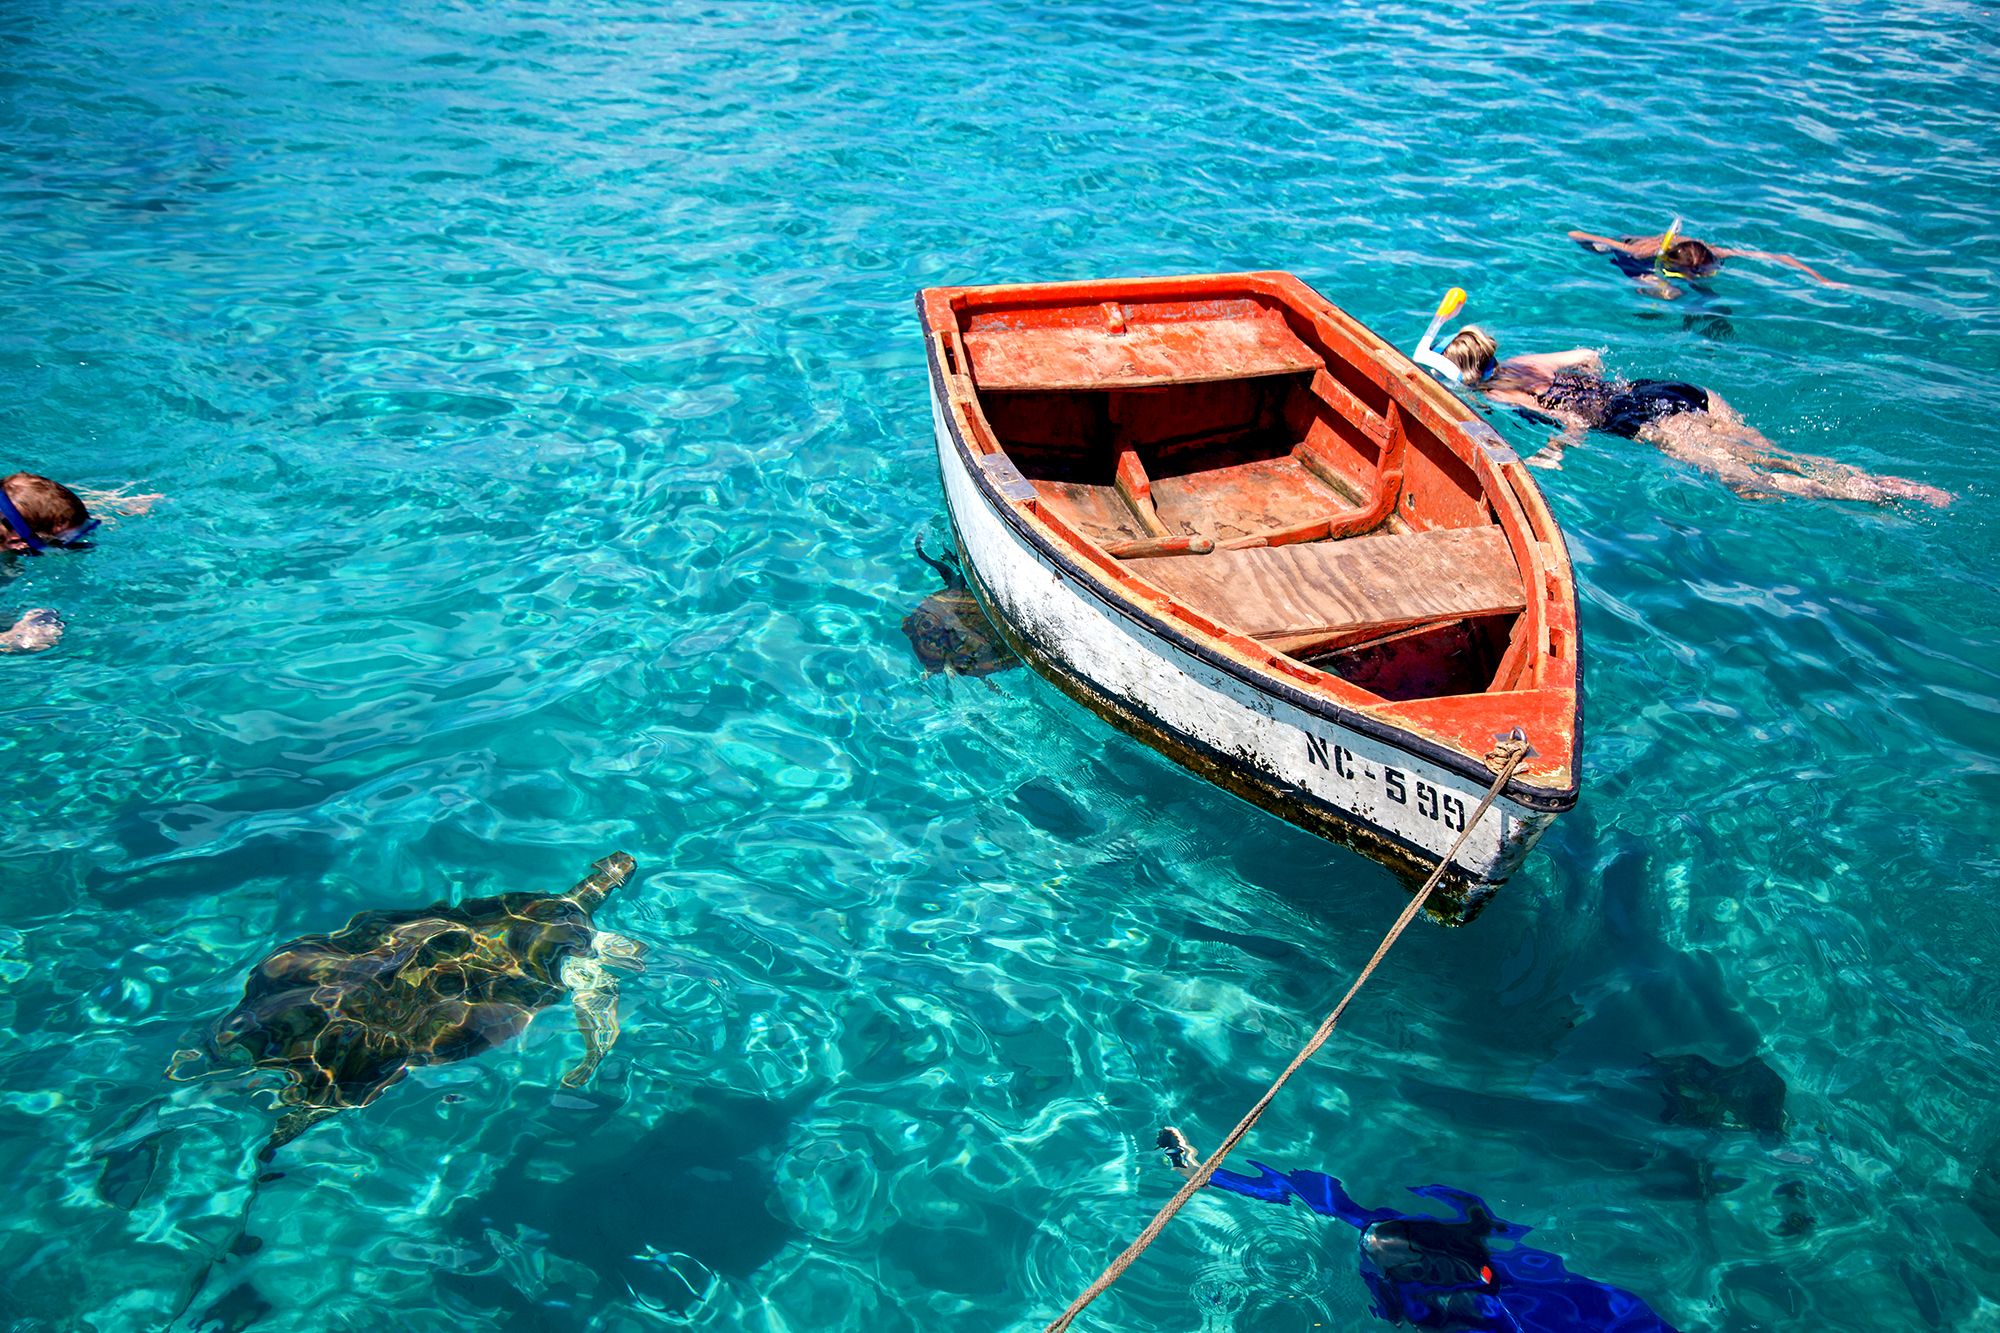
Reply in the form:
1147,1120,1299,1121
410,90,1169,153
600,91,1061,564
1,471,157,654
1567,220,1833,298
1,472,95,653
1160,1128,1681,1332
1434,328,1952,506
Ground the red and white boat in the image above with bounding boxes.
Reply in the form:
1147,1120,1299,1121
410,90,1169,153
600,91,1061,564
916,272,1580,917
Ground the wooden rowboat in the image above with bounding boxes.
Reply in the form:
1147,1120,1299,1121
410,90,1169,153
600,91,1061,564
916,272,1580,918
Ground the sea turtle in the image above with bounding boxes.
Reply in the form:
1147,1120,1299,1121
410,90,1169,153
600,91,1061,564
180,852,643,1158
901,536,1018,677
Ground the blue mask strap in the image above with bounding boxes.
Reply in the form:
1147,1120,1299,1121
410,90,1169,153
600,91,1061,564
0,488,47,553
54,517,100,547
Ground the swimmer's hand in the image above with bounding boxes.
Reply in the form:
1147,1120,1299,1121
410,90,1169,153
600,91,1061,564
1158,1126,1203,1178
0,608,64,654
1528,441,1566,471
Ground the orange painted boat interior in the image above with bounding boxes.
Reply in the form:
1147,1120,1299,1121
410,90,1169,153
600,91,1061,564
921,273,1578,788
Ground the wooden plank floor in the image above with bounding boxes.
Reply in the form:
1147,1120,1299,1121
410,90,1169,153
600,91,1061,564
1124,525,1525,642
1030,479,1148,543
1148,454,1356,541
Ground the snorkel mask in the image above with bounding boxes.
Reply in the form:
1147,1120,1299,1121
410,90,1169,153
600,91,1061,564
0,486,99,554
1412,287,1470,383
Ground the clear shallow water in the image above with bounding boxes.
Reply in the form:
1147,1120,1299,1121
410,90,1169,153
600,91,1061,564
3,0,1999,1327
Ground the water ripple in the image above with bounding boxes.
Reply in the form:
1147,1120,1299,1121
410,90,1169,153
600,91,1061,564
3,0,2000,1329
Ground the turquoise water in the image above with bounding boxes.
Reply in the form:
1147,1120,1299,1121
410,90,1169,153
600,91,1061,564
4,0,1999,1327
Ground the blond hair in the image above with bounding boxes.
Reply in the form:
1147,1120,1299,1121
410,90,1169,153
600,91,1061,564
1441,327,1497,382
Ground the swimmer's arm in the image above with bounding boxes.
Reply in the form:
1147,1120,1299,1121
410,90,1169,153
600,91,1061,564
1406,1183,1506,1225
1503,348,1602,375
1567,229,1655,257
1713,247,1836,285
0,609,63,654
73,485,164,517
1483,385,1554,416
1528,419,1589,470
1204,1163,1392,1228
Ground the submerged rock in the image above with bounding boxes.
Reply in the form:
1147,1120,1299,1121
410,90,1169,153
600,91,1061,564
443,1092,800,1324
1648,1053,1787,1134
1970,1141,2000,1239
1771,1178,1815,1238
196,1282,274,1333
94,1129,162,1211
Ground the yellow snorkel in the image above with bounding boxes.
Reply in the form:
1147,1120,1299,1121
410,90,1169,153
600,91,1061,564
1654,215,1687,280
1412,286,1470,383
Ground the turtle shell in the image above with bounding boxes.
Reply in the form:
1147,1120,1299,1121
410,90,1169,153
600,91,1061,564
209,893,599,1147
901,588,1017,677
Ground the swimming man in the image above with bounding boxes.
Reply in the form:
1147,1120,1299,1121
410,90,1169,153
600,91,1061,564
1567,222,1833,299
1161,1128,1682,1332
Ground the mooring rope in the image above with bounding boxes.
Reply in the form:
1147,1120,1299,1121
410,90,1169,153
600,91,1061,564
1039,733,1534,1333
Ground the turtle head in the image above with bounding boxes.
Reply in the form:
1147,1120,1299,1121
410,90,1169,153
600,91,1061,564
570,852,636,910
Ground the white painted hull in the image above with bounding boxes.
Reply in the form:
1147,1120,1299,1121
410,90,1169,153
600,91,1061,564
928,378,1557,906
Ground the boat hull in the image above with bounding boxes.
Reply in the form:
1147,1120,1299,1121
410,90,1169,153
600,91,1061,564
926,364,1557,919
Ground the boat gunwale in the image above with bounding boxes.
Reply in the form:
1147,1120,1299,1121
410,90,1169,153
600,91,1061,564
917,277,1582,812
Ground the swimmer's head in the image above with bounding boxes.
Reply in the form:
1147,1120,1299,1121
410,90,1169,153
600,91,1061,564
0,473,96,553
1358,1215,1498,1325
1662,238,1719,277
1441,327,1498,383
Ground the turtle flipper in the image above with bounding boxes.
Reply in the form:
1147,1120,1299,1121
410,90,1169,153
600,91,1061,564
593,930,647,972
566,852,636,912
259,1106,334,1161
913,535,965,590
558,952,622,1088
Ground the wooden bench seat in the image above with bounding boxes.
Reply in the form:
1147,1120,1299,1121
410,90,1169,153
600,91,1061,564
1123,526,1525,655
964,304,1323,391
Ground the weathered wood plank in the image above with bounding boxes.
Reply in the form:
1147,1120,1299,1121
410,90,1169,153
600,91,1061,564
1148,453,1354,542
1029,479,1147,544
1309,367,1387,445
965,313,1323,391
1125,526,1524,642
1114,445,1168,536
